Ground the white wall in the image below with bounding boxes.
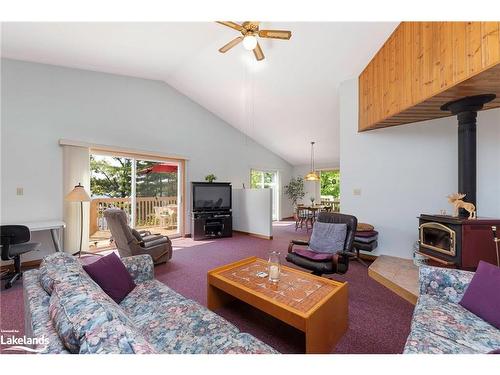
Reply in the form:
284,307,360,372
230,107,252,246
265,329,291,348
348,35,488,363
0,59,294,256
232,188,272,238
339,78,500,259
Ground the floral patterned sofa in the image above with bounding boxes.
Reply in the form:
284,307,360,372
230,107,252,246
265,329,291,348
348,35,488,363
404,266,500,354
23,252,277,354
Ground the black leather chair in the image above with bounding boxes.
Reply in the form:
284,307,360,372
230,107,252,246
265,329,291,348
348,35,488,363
286,212,358,276
1,225,40,289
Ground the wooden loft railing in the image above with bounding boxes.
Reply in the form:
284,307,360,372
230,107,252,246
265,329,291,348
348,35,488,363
359,22,500,131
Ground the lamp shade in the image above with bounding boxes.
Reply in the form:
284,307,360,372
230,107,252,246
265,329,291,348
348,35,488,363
304,141,320,181
305,171,320,181
65,183,91,202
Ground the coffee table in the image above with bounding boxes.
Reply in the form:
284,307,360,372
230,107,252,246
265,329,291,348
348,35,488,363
207,256,348,353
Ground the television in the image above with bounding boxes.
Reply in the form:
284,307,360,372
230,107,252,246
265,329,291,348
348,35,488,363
192,182,232,211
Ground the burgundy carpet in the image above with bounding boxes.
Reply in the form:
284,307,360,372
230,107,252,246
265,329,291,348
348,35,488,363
0,221,414,354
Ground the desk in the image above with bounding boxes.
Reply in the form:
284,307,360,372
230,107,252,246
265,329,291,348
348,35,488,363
18,221,66,252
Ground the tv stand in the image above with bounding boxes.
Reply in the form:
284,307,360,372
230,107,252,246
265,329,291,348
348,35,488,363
191,211,232,241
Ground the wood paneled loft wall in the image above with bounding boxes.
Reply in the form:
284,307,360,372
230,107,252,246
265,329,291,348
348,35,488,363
359,22,500,131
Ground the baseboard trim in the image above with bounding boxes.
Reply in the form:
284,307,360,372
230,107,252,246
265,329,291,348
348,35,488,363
358,253,378,261
184,233,192,238
1,259,42,272
233,230,273,240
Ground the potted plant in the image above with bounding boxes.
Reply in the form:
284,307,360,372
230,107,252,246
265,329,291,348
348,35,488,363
205,174,217,183
284,177,305,217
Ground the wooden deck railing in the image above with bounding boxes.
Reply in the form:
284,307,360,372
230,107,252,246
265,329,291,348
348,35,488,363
89,196,177,235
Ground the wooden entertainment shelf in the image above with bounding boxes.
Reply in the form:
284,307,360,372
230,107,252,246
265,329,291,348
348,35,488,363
359,22,500,131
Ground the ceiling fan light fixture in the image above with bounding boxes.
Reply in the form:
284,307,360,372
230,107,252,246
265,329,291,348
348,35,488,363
242,35,258,50
216,22,291,61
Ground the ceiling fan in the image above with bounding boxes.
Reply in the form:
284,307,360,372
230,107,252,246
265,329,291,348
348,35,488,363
216,21,292,61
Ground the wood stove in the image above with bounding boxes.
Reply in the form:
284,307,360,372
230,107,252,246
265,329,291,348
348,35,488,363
418,214,500,270
417,94,500,270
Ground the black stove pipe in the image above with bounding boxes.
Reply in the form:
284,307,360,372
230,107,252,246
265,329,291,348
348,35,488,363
441,94,496,217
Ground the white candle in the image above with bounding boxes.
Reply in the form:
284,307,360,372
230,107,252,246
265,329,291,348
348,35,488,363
269,265,280,280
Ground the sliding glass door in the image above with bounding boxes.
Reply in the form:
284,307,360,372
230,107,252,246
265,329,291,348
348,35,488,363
89,153,182,251
135,159,180,236
250,169,280,221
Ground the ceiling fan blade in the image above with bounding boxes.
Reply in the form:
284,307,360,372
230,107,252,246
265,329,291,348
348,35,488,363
258,29,292,40
218,36,243,53
216,21,245,32
253,42,265,61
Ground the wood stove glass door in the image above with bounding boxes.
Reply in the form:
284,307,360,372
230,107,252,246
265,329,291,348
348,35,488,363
419,222,456,256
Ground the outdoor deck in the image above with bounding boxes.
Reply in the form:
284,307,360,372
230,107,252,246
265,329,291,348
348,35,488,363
89,196,178,251
89,226,178,252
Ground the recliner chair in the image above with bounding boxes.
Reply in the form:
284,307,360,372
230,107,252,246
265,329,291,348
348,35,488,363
103,208,172,265
1,225,40,289
286,212,358,276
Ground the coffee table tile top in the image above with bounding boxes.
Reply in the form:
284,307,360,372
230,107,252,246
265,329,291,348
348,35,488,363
218,259,337,313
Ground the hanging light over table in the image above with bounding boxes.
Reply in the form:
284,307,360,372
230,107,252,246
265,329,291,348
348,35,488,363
305,141,320,181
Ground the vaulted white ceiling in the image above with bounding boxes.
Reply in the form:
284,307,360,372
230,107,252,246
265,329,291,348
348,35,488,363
1,22,397,165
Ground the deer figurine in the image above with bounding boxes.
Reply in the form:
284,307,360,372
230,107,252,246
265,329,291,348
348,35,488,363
447,193,476,219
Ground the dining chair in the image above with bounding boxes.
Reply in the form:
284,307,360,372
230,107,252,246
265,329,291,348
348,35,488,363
295,207,314,231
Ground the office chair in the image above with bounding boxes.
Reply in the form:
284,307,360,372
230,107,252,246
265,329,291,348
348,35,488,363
1,225,40,289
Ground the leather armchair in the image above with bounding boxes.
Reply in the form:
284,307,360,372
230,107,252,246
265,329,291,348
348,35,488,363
103,208,172,265
286,212,358,275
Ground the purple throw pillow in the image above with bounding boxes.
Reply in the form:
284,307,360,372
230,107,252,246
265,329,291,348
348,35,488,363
354,230,378,238
459,261,500,329
82,252,136,304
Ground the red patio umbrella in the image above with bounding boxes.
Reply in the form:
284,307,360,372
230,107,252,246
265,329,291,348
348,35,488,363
138,164,178,174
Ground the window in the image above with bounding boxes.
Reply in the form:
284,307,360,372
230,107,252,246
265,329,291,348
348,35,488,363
320,169,340,212
250,169,279,220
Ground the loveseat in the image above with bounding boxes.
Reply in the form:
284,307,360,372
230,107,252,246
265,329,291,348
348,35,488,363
23,252,277,354
403,266,500,354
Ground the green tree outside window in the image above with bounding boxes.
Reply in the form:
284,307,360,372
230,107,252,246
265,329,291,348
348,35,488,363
320,170,340,199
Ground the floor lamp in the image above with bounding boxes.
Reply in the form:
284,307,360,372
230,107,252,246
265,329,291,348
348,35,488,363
65,183,93,257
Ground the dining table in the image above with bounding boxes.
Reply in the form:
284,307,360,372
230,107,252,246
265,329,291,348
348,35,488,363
297,205,327,222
